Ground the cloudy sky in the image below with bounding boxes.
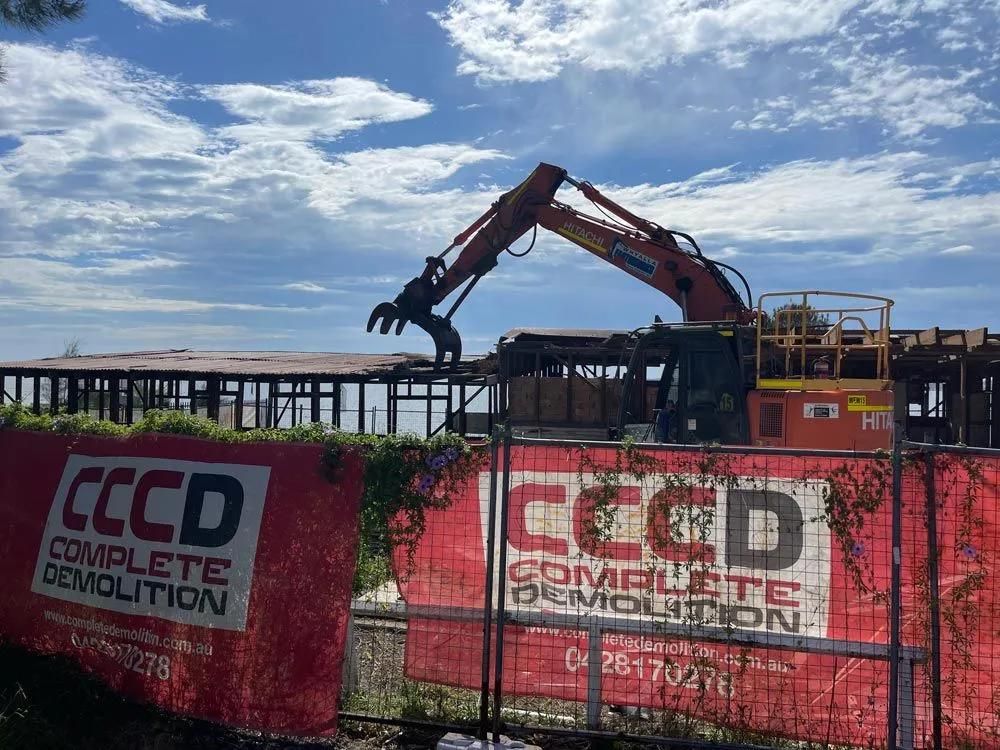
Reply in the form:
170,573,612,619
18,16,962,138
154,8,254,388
0,0,997,359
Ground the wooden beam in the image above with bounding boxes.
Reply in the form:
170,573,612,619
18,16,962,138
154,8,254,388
991,370,999,449
67,377,79,414
310,378,321,423
206,378,220,423
903,326,940,349
357,382,366,433
125,376,134,424
49,376,59,415
964,327,987,350
235,381,244,430
109,378,120,423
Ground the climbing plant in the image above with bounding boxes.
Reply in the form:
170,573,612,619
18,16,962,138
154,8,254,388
564,437,994,745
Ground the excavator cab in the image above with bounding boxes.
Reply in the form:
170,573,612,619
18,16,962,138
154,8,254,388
615,323,751,444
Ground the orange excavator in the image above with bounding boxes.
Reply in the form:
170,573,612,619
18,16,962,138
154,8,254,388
368,163,895,450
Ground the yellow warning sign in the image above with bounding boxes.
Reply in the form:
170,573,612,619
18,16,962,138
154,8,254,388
847,394,893,412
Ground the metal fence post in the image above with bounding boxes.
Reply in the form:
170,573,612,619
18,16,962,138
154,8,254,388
898,656,916,750
343,612,359,697
923,450,943,750
491,426,513,743
586,621,603,730
888,425,904,750
478,426,502,741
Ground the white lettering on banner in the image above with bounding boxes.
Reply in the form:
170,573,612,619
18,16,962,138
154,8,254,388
31,455,270,631
479,472,830,638
862,412,893,431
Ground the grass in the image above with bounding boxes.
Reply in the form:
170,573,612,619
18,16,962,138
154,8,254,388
0,641,381,749
1,638,866,750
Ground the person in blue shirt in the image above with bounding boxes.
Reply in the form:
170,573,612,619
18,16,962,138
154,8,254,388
655,400,676,443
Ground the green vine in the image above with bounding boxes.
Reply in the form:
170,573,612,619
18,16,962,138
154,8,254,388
569,437,997,744
0,403,485,594
574,437,659,553
821,454,893,602
927,451,989,741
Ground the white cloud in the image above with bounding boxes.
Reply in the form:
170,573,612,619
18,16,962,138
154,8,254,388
283,281,329,292
119,0,209,24
202,78,433,142
92,255,185,275
742,52,992,137
0,257,296,313
940,244,974,254
433,0,862,83
308,143,507,217
0,44,203,174
561,153,1000,256
2,40,997,351
0,43,507,326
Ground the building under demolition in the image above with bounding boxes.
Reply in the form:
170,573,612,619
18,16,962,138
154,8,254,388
1,324,997,447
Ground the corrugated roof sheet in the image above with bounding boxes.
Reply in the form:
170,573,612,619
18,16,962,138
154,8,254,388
500,328,623,342
0,350,481,377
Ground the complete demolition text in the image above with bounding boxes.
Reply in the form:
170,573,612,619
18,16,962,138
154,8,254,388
42,535,231,617
509,560,811,633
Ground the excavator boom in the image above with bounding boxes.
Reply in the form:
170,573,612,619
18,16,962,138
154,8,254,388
367,162,752,367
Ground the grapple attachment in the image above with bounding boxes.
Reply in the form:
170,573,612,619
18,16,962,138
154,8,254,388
366,301,463,369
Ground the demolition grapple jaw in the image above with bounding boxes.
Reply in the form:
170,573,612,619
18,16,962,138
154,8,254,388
366,301,463,369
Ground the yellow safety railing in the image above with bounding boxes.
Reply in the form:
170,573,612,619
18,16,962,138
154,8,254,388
756,291,893,391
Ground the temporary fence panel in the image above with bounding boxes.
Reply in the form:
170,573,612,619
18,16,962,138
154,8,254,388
0,429,363,736
340,441,496,733
397,437,920,748
912,447,1000,749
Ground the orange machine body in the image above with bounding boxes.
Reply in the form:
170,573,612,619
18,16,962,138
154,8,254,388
747,389,894,451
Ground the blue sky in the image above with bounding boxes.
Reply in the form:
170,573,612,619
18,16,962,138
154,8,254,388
0,0,997,360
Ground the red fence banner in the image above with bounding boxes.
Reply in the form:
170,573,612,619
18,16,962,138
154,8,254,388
397,443,1000,749
0,429,362,736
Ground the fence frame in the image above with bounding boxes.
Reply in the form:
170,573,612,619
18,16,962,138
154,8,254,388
902,440,1000,750
500,431,925,747
341,432,1000,749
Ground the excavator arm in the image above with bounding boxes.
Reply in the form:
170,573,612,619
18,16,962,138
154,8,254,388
367,162,752,367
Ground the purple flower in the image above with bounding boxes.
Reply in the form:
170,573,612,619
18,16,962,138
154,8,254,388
851,542,866,558
445,446,460,462
428,454,448,471
417,474,435,494
961,544,977,561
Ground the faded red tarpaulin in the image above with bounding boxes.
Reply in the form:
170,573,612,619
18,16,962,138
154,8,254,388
397,445,1000,749
0,430,362,736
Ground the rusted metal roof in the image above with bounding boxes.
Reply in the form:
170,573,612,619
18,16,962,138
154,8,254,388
500,326,1000,355
0,349,487,377
500,327,623,342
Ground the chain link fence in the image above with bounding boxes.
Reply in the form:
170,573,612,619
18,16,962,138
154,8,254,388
341,431,1000,750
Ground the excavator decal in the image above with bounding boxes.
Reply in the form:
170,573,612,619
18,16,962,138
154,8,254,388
611,239,657,278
